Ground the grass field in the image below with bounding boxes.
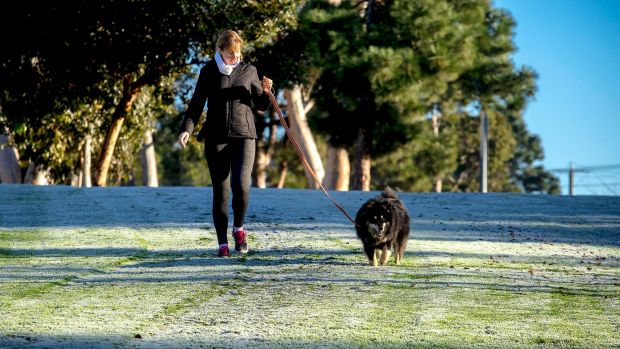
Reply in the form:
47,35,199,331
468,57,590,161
0,185,619,348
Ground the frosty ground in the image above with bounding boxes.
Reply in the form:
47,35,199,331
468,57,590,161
0,185,618,348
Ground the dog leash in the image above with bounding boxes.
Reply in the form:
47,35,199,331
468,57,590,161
264,88,358,227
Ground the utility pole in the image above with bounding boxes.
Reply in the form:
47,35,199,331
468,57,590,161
567,162,588,196
569,162,575,196
551,162,588,196
479,109,488,193
551,163,620,195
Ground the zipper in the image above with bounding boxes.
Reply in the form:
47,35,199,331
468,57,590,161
226,74,232,138
225,65,241,138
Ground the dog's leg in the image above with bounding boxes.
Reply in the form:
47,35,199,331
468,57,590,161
395,235,408,266
379,246,391,266
371,249,380,266
365,245,378,266
391,241,399,265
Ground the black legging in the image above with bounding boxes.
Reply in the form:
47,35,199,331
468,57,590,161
205,138,255,245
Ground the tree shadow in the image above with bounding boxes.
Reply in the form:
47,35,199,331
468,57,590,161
1,246,616,298
0,332,529,349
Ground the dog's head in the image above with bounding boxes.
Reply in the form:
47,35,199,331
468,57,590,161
364,203,391,241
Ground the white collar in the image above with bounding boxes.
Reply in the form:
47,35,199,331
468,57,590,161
214,51,240,76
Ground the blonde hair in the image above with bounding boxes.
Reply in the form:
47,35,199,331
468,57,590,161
216,30,243,55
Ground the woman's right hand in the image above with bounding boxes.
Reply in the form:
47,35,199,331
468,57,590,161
262,76,273,93
178,132,190,149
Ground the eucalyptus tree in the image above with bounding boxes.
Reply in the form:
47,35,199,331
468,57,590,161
0,1,194,184
1,0,303,186
247,12,329,189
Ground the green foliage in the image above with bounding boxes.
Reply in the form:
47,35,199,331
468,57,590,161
268,139,311,189
154,106,212,187
113,82,178,186
0,0,559,192
453,110,518,192
304,0,419,155
0,1,198,180
0,0,304,185
373,112,458,192
303,0,558,193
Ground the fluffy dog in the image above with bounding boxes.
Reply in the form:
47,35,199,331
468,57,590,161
355,187,410,266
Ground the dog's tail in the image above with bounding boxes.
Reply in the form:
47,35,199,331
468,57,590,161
382,186,399,199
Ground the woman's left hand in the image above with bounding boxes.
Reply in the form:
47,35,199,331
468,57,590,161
262,76,273,93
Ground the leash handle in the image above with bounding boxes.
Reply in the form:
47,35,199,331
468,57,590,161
265,89,358,227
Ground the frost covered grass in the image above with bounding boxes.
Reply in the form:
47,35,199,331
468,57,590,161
0,185,619,348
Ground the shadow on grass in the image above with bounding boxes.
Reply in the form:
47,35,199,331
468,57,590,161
1,245,616,267
0,333,510,349
1,247,616,298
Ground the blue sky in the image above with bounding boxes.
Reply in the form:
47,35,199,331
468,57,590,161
494,0,620,195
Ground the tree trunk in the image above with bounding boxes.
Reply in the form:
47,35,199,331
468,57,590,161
324,145,350,191
254,152,268,188
71,172,81,187
284,86,324,189
96,116,124,187
253,112,278,188
276,161,288,189
140,129,158,187
0,134,21,183
432,113,442,193
82,135,92,187
434,178,443,193
351,129,371,191
95,75,141,187
24,162,50,185
479,108,489,193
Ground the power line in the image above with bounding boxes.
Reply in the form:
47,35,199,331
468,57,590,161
551,162,620,196
560,182,620,188
591,170,618,195
579,164,620,171
549,163,620,172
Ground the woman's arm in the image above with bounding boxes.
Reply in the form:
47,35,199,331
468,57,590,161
250,66,272,111
179,65,211,137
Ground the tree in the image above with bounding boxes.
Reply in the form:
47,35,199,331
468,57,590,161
0,1,192,185
304,1,401,190
447,7,559,193
252,108,279,188
302,0,493,190
1,0,304,186
250,14,328,190
284,86,325,188
0,134,21,183
354,1,554,191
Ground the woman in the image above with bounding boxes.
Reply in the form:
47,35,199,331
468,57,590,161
178,30,273,257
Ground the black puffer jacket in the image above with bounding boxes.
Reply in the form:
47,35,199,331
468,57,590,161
180,59,270,143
